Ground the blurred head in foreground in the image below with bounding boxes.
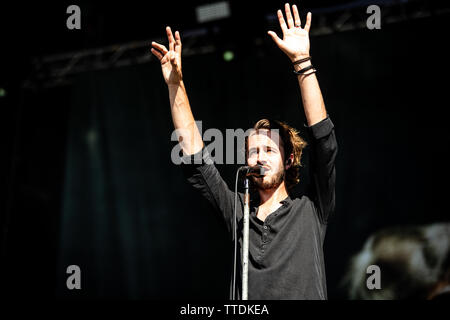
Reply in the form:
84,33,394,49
343,223,450,299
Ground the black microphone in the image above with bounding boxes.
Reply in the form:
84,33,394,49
239,165,266,177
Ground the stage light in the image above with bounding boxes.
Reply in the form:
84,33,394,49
0,88,6,97
196,1,230,23
223,50,234,62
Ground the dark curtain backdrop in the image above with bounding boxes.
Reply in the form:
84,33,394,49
33,16,449,299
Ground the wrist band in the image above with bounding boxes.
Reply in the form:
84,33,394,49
293,56,311,65
293,65,316,75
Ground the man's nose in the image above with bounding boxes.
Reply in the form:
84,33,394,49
257,150,268,163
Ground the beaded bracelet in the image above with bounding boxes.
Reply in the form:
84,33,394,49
292,56,311,65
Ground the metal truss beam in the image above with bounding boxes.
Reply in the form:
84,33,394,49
24,0,450,89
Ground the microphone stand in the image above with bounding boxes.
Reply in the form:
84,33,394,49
242,177,250,300
234,165,263,300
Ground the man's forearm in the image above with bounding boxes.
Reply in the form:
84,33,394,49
168,81,204,156
295,61,327,127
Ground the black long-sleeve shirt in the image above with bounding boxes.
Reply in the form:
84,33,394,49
180,116,337,300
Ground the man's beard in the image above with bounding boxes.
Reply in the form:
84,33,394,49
251,167,285,190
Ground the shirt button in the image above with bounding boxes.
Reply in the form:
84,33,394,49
263,226,268,229
262,244,266,248
263,232,267,236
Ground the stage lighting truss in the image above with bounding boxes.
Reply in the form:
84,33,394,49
23,0,450,89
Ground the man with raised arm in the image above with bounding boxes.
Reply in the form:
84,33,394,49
151,3,337,300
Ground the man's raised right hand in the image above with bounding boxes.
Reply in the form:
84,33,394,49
151,27,183,85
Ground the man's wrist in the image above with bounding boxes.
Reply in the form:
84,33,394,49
290,53,310,63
